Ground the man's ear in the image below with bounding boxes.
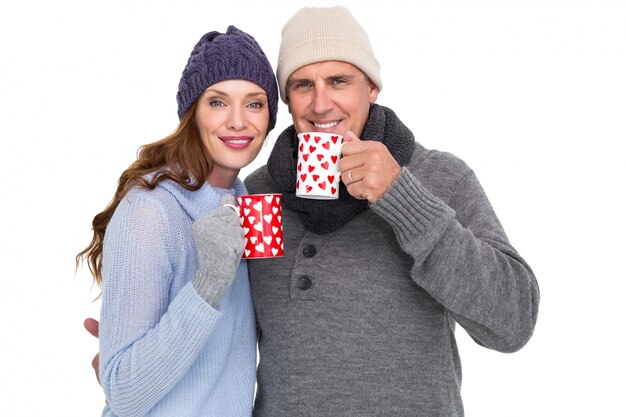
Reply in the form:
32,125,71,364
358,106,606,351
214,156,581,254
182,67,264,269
368,81,379,104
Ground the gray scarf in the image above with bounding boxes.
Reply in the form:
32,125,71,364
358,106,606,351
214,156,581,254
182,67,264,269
267,104,416,234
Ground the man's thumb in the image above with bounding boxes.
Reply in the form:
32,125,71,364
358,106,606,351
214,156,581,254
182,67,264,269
342,130,360,142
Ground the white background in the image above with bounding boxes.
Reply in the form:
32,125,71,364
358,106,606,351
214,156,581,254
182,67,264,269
1,0,624,416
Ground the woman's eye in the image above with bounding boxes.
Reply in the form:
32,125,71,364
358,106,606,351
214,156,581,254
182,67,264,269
210,99,225,107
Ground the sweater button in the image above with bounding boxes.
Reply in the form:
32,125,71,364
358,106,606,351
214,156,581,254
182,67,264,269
297,276,312,290
302,244,317,258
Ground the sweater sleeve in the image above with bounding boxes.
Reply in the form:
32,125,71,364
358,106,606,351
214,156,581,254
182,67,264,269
99,190,221,417
371,166,540,353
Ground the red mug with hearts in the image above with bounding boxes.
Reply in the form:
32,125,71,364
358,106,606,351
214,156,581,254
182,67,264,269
236,193,284,259
295,132,343,199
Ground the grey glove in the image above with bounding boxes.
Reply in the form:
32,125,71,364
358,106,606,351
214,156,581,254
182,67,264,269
192,195,245,308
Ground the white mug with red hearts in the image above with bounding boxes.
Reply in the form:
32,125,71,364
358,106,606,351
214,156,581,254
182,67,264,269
295,132,343,199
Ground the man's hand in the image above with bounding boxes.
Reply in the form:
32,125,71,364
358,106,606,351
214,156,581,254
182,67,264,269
84,318,101,385
339,130,401,203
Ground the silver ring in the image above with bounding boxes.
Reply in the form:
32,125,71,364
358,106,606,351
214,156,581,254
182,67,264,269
348,170,354,184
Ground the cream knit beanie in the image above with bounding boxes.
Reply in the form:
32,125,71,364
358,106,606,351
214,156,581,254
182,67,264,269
277,6,382,103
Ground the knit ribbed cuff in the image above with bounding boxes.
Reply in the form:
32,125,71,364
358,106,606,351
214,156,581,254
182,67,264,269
371,168,455,264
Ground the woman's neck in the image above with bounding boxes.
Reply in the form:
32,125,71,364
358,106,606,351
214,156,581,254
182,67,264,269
207,166,239,189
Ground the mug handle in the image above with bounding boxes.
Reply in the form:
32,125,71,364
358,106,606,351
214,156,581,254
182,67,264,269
222,203,239,213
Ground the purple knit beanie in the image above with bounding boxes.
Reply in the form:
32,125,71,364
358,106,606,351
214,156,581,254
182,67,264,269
176,26,278,132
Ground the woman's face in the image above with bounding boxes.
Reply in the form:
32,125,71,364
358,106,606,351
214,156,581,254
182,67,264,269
195,79,269,186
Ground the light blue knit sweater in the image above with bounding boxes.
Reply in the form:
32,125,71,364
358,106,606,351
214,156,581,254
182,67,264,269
98,177,256,417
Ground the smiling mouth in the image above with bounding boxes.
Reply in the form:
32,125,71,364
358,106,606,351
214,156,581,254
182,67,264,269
223,138,251,144
220,136,254,148
313,121,339,129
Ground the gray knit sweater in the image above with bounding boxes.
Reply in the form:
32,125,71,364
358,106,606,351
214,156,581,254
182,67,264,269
245,141,539,417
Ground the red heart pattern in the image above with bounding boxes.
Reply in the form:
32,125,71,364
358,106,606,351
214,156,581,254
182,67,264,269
237,194,284,259
296,133,343,198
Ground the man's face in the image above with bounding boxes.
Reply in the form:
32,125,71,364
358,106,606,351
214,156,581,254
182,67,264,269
285,61,379,137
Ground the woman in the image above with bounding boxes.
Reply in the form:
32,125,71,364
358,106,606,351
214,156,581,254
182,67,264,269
76,26,278,416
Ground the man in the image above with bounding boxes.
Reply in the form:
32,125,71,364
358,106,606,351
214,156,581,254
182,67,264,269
86,6,539,416
244,6,539,417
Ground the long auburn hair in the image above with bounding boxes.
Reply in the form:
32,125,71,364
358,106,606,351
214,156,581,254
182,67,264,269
76,101,210,287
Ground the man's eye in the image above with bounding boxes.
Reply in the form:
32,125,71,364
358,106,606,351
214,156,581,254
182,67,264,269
293,81,311,89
